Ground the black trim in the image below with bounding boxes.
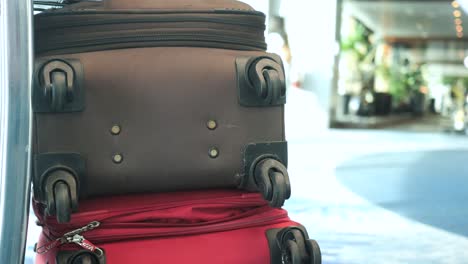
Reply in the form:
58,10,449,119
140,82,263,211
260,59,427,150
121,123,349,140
236,54,286,107
240,141,288,191
33,153,86,211
266,228,283,264
266,225,309,264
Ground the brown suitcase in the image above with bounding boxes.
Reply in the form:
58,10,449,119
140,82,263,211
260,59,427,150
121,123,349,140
33,0,290,223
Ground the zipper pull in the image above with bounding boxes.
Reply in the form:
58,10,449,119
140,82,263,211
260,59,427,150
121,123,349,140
36,221,102,255
62,221,100,238
35,238,62,254
68,234,104,257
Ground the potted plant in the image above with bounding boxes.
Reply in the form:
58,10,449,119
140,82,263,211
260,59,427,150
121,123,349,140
339,18,374,116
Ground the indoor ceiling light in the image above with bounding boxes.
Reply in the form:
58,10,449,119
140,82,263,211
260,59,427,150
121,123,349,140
454,10,462,17
453,1,460,8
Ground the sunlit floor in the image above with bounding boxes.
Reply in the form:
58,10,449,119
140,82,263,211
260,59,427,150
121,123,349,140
287,130,468,264
25,89,468,263
285,89,468,264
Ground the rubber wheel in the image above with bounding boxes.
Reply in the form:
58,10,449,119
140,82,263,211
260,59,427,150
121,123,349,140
263,69,281,103
283,240,302,264
269,171,287,208
279,228,308,263
255,160,274,201
306,240,322,264
282,168,291,200
54,181,71,223
289,229,308,263
50,71,67,111
71,252,100,264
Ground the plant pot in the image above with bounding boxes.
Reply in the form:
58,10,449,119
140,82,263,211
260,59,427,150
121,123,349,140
374,92,392,116
411,92,426,116
342,94,352,115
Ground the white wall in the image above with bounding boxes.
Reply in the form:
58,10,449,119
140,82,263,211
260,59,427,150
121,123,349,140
240,0,269,15
280,0,338,127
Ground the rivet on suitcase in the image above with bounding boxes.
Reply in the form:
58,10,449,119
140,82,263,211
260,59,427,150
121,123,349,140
33,0,291,223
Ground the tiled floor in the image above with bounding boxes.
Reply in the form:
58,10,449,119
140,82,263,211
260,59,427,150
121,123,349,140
25,89,468,263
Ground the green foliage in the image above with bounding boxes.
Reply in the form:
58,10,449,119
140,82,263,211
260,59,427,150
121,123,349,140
340,18,372,62
385,65,426,104
442,76,468,88
388,67,407,104
442,76,458,86
405,68,425,92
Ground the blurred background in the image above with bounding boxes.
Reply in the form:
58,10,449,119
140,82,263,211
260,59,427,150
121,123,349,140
29,1,468,263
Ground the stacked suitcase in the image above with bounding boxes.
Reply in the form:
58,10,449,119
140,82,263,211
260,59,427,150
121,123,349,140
32,0,322,263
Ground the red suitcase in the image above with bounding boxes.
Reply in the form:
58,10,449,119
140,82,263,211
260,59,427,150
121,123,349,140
34,190,321,264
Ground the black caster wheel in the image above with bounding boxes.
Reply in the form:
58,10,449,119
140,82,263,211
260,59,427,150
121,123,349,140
277,227,322,264
254,158,291,208
282,240,302,264
278,227,308,263
70,252,100,264
306,239,322,264
247,57,285,104
54,181,72,223
47,71,68,111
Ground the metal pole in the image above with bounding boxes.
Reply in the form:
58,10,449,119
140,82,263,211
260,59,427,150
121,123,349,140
0,0,34,263
329,0,343,127
269,0,281,18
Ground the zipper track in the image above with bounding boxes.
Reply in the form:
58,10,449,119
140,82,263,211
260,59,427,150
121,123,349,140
36,12,266,54
38,9,266,17
36,15,265,30
43,195,269,228
43,208,288,244
36,34,266,55
93,212,287,243
39,34,266,52
39,193,266,224
40,194,288,243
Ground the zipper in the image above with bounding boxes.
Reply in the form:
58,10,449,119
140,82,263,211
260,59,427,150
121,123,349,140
35,14,265,30
40,194,288,243
96,193,260,213
39,33,266,54
38,9,266,17
94,208,287,243
37,193,289,254
35,11,266,54
40,193,269,229
42,207,288,247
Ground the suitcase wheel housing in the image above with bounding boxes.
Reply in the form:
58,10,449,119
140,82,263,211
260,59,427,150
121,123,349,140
254,158,291,208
